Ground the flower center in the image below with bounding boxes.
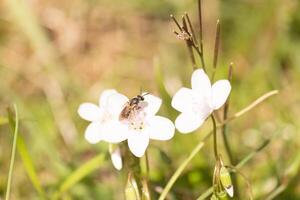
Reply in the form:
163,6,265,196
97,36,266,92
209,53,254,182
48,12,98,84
191,95,212,116
123,107,147,132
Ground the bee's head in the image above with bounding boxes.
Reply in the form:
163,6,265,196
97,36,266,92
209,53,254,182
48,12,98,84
137,95,144,101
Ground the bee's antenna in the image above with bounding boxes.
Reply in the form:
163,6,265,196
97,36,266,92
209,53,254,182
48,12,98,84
139,87,143,95
142,92,150,97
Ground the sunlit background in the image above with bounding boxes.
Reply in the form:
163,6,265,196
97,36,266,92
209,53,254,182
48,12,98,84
0,0,300,199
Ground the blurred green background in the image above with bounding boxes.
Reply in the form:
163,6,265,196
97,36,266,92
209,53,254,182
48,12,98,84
0,0,300,199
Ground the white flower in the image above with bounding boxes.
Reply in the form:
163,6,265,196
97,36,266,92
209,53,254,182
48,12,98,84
78,89,128,144
106,92,175,157
172,69,231,134
78,90,175,158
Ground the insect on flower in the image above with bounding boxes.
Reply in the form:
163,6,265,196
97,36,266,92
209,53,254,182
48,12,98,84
78,90,175,157
119,93,149,121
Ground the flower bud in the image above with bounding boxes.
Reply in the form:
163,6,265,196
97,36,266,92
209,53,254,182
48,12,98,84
141,179,151,200
125,173,141,200
109,144,122,170
217,190,228,199
210,194,218,200
220,166,233,197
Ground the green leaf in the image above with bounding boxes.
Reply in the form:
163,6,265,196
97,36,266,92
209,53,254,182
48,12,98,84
7,106,46,199
52,154,105,199
125,173,141,200
5,105,19,200
158,142,204,200
17,137,47,198
220,166,233,197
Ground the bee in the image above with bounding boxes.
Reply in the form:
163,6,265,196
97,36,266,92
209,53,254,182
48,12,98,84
119,93,149,121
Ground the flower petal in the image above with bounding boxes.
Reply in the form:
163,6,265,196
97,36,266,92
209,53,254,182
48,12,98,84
78,103,102,121
191,69,211,98
101,121,129,143
147,116,175,140
171,87,194,113
211,80,231,110
84,122,103,144
175,112,205,133
110,146,123,170
225,186,234,197
106,93,129,117
143,94,162,116
127,131,149,157
99,89,118,107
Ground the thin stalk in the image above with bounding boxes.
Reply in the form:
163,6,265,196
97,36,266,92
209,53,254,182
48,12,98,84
225,90,279,123
185,12,198,44
265,149,300,200
196,140,270,200
182,15,197,69
190,43,206,72
265,184,287,200
211,115,218,160
158,142,204,200
145,150,150,178
170,15,182,31
211,20,220,82
5,104,19,200
171,12,206,71
221,115,232,158
159,90,277,199
143,150,152,200
221,63,239,197
124,146,142,197
227,167,253,200
197,0,206,70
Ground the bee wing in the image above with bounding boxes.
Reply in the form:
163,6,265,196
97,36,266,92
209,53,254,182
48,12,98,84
119,103,131,121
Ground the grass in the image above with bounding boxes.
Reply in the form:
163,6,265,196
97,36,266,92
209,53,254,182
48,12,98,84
5,105,19,200
0,0,300,199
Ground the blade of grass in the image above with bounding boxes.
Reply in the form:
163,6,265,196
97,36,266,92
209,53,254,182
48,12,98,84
52,154,105,199
225,90,278,123
265,149,300,200
196,140,270,200
17,137,47,198
7,106,46,198
5,104,19,200
158,142,204,200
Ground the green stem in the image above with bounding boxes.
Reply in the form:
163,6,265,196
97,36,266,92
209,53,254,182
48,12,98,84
196,140,270,200
5,104,19,200
221,63,239,198
52,154,105,199
145,150,150,177
211,20,220,82
123,144,143,198
143,150,151,200
197,0,206,72
225,90,278,123
159,90,277,200
211,115,218,160
158,142,204,200
222,119,234,164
